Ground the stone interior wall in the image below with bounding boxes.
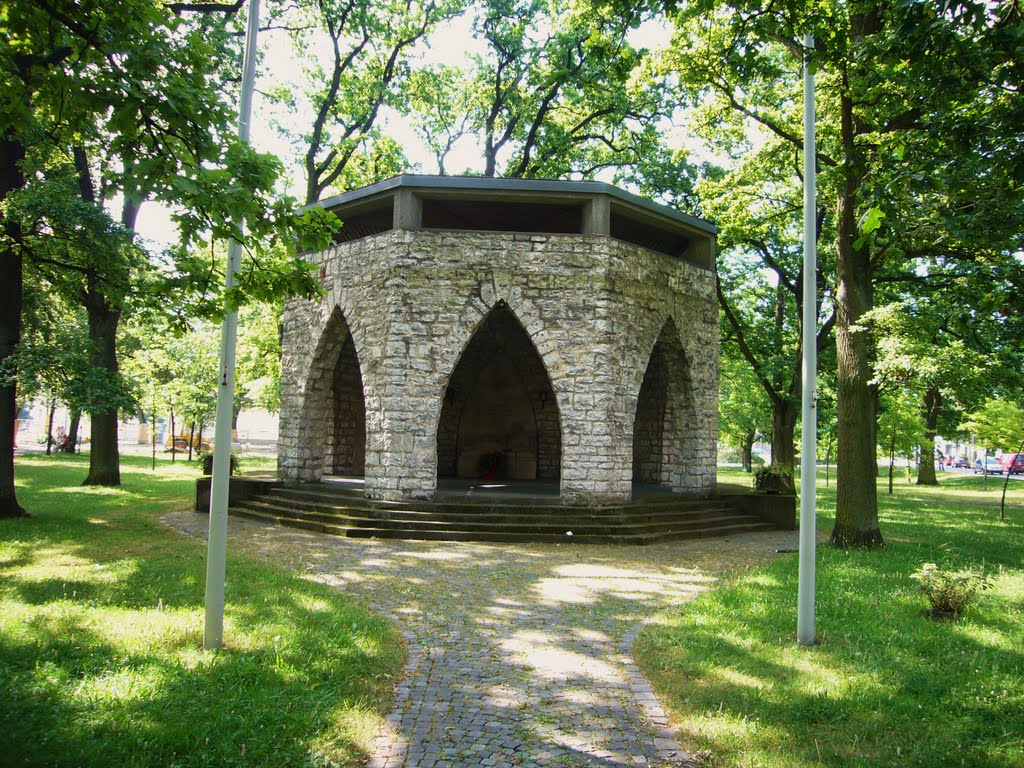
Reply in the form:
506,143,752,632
436,302,560,481
632,342,667,484
328,335,366,475
279,228,718,502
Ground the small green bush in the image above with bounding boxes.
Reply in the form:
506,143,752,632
911,562,990,618
197,451,239,476
754,464,793,493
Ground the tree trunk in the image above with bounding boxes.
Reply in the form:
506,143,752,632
151,403,157,471
170,409,176,463
771,398,798,493
68,409,81,454
82,295,121,486
888,430,895,495
77,149,130,487
1000,437,1024,522
915,387,941,486
830,75,882,549
741,430,755,472
188,421,195,461
45,397,56,455
825,441,831,487
0,135,27,517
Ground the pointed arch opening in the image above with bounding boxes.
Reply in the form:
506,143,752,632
632,318,695,488
437,302,561,482
328,333,366,475
301,308,367,478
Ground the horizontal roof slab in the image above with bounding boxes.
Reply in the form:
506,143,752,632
307,174,717,269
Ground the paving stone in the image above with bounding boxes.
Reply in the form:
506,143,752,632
164,510,800,768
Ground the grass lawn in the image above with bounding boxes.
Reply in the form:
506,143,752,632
638,469,1024,768
0,453,404,768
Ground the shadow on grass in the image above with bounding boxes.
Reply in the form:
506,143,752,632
637,537,1024,768
0,604,389,768
1,456,402,768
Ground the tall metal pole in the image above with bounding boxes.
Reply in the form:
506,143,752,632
204,0,261,651
797,32,818,647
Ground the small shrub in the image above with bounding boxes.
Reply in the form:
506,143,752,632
911,562,990,619
753,464,793,493
198,451,239,476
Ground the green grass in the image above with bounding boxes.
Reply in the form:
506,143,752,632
0,453,404,768
638,470,1024,768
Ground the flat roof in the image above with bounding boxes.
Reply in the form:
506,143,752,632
309,174,717,236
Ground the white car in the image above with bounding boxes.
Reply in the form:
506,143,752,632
973,458,1004,475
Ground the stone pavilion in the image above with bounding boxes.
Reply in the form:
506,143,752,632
277,175,719,505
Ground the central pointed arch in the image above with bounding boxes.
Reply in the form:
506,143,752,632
632,317,695,488
437,302,561,481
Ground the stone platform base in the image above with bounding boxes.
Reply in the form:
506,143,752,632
195,475,789,545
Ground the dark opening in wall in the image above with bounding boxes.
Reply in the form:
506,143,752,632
334,198,393,243
437,302,561,481
611,209,691,258
422,199,583,234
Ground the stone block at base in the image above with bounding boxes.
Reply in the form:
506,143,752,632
194,476,281,513
720,492,796,530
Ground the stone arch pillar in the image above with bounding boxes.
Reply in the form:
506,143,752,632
437,301,561,482
632,317,699,492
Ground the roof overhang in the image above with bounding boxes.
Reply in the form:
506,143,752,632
306,174,718,270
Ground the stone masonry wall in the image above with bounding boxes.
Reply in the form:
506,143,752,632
278,229,718,502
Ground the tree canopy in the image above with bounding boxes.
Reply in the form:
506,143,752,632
3,0,1021,531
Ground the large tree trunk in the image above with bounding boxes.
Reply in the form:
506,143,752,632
830,76,882,548
741,430,755,472
0,136,27,517
82,293,121,486
771,398,798,493
915,387,941,486
67,409,82,454
78,156,135,487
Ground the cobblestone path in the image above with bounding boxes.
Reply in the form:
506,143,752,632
164,511,798,768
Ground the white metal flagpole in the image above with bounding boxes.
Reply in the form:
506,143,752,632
797,32,818,647
204,0,261,651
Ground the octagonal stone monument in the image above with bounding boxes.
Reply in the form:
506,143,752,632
277,174,719,505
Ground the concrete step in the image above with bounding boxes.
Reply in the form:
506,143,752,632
234,498,763,536
230,504,774,545
229,481,778,544
267,486,727,518
250,495,739,527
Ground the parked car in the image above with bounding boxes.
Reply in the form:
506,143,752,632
999,453,1024,475
974,458,1004,475
952,456,970,469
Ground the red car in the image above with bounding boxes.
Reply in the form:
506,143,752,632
999,453,1024,475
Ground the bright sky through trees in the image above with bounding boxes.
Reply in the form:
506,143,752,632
134,12,678,248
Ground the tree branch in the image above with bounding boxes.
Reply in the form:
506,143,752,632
717,275,784,408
